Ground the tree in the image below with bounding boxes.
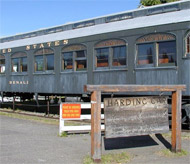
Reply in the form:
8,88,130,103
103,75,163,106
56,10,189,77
140,0,180,6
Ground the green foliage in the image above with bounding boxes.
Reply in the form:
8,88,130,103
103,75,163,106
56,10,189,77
59,131,68,137
140,0,161,6
140,0,180,6
157,149,189,157
83,152,131,164
162,132,190,140
0,111,59,125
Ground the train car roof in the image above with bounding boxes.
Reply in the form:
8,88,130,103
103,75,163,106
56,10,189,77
0,0,190,49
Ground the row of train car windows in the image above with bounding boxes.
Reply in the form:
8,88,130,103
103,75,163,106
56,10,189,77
0,42,178,73
0,42,176,74
0,32,190,74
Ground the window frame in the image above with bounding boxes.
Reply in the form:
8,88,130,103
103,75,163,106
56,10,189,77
61,51,74,71
61,44,87,72
136,42,155,68
0,55,5,74
34,48,54,73
34,55,44,72
157,41,176,67
112,45,127,67
45,54,55,71
136,33,177,69
11,52,28,74
184,32,190,58
95,47,110,69
94,39,127,70
75,50,87,71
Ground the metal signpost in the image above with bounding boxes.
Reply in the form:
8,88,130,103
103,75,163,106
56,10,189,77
84,85,186,162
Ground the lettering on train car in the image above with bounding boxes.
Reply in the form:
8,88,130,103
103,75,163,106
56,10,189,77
1,48,12,54
0,40,68,53
9,81,29,85
25,40,68,50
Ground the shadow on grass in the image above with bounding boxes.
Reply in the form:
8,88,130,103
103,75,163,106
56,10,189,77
104,135,158,150
104,133,172,150
155,134,171,149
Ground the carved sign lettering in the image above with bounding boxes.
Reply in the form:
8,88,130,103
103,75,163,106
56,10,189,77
104,96,169,138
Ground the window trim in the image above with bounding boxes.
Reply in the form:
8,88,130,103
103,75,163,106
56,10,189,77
94,45,127,70
95,47,109,69
94,39,127,70
136,42,155,68
61,44,87,72
0,55,5,74
184,31,190,58
61,51,73,72
112,46,127,67
157,41,177,67
11,52,28,74
75,50,87,71
34,48,55,73
136,33,177,68
34,55,44,72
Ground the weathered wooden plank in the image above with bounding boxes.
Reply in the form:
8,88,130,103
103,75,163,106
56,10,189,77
171,90,182,152
84,85,186,93
91,91,102,162
104,97,169,138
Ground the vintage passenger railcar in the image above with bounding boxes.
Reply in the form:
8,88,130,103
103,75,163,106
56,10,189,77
0,1,190,104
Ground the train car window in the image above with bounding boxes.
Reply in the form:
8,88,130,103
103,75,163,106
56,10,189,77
112,46,126,66
96,48,109,67
136,33,176,68
35,55,43,71
187,36,190,53
34,48,54,72
94,39,127,69
75,50,87,71
12,58,19,72
11,52,27,73
137,43,154,66
62,52,73,70
158,41,176,66
0,55,5,74
21,57,27,72
46,54,54,70
61,44,87,72
185,32,190,57
76,50,85,58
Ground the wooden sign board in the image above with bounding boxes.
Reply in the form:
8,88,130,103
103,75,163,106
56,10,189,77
104,96,169,138
62,104,81,119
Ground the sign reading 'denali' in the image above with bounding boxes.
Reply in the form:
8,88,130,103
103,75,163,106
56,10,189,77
104,96,169,138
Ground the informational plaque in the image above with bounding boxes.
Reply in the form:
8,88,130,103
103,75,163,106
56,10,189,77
104,96,169,138
62,104,81,119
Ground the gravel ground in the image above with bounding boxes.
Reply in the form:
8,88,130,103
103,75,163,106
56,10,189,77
0,115,91,164
0,114,190,164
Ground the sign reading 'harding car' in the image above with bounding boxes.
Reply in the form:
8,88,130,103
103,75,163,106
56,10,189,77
104,96,169,138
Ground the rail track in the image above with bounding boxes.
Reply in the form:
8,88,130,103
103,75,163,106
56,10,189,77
0,108,189,132
0,108,59,120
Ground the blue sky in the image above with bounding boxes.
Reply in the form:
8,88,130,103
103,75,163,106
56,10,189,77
0,0,140,37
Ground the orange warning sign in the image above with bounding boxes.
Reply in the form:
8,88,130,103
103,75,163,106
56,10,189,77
62,104,81,119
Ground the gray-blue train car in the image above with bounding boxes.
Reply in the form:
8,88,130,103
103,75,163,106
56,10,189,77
0,1,190,125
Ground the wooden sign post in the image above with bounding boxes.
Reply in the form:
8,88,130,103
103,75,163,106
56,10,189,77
84,85,186,162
